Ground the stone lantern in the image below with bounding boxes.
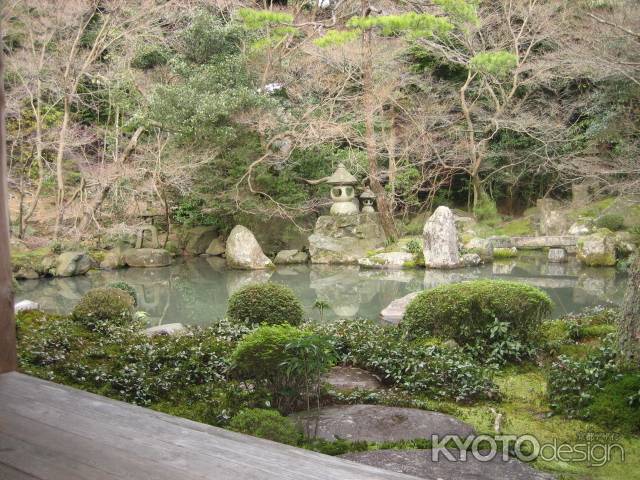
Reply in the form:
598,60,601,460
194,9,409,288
359,187,375,213
327,163,358,215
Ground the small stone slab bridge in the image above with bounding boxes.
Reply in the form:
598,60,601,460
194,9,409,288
510,236,577,249
0,372,418,480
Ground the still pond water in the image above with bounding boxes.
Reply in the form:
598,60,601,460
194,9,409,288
18,253,627,326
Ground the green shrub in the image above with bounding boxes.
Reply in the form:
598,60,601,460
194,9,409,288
108,282,137,306
548,335,620,419
405,239,422,256
131,44,168,70
229,408,300,445
595,214,625,231
473,196,501,225
227,283,304,326
493,247,518,259
230,325,335,411
589,373,640,434
72,287,134,332
314,318,496,402
402,280,552,364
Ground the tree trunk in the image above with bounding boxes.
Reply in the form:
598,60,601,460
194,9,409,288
361,1,397,241
0,45,17,373
620,254,640,367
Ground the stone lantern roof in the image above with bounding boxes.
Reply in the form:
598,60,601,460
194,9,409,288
360,187,375,200
326,163,357,185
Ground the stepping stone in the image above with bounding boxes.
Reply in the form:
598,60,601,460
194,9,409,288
380,292,419,324
290,405,474,442
341,449,555,480
145,323,187,337
323,366,382,391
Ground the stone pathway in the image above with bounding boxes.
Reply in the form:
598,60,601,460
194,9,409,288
290,405,474,442
323,366,383,391
380,292,419,324
341,449,555,480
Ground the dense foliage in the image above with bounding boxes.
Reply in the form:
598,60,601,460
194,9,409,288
313,318,496,402
402,280,552,364
230,324,335,412
227,283,305,327
229,408,300,445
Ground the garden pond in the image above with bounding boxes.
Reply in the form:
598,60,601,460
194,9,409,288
17,252,628,326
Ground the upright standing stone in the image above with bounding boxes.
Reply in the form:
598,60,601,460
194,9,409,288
225,225,273,270
422,206,460,269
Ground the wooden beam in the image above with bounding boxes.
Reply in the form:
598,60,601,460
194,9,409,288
0,37,17,373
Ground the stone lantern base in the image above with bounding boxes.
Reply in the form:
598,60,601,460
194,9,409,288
308,213,385,264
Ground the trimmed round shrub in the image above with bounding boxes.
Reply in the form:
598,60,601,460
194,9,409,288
72,287,134,331
402,280,552,360
227,283,304,326
230,324,335,411
108,281,137,306
595,214,625,231
229,408,300,445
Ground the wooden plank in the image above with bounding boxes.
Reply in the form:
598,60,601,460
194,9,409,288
0,373,419,480
0,461,41,480
0,23,17,374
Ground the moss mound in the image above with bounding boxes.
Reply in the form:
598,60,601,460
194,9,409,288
403,280,552,350
227,282,304,326
72,287,134,331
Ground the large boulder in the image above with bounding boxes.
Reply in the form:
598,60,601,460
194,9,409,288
225,225,273,270
54,251,93,277
358,252,414,269
577,230,617,267
341,450,555,480
183,226,218,255
290,405,474,442
422,206,460,269
308,214,385,264
123,248,172,268
274,249,309,265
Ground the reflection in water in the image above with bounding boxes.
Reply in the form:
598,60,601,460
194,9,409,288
17,256,627,326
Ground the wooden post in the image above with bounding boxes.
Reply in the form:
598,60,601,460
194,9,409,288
0,41,17,373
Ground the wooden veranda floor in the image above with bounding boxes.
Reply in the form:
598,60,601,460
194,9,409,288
0,372,417,480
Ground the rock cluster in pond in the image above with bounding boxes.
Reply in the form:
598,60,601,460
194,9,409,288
290,405,474,442
52,251,94,277
577,230,617,267
341,449,555,480
123,248,173,268
205,236,226,256
225,225,273,270
274,249,309,265
422,206,460,269
323,366,382,391
183,226,218,255
308,214,385,264
358,251,414,269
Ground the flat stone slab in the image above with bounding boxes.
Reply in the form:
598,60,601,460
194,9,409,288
341,449,555,480
512,236,576,249
145,323,187,337
290,405,474,442
380,292,419,324
358,252,414,270
323,366,382,391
